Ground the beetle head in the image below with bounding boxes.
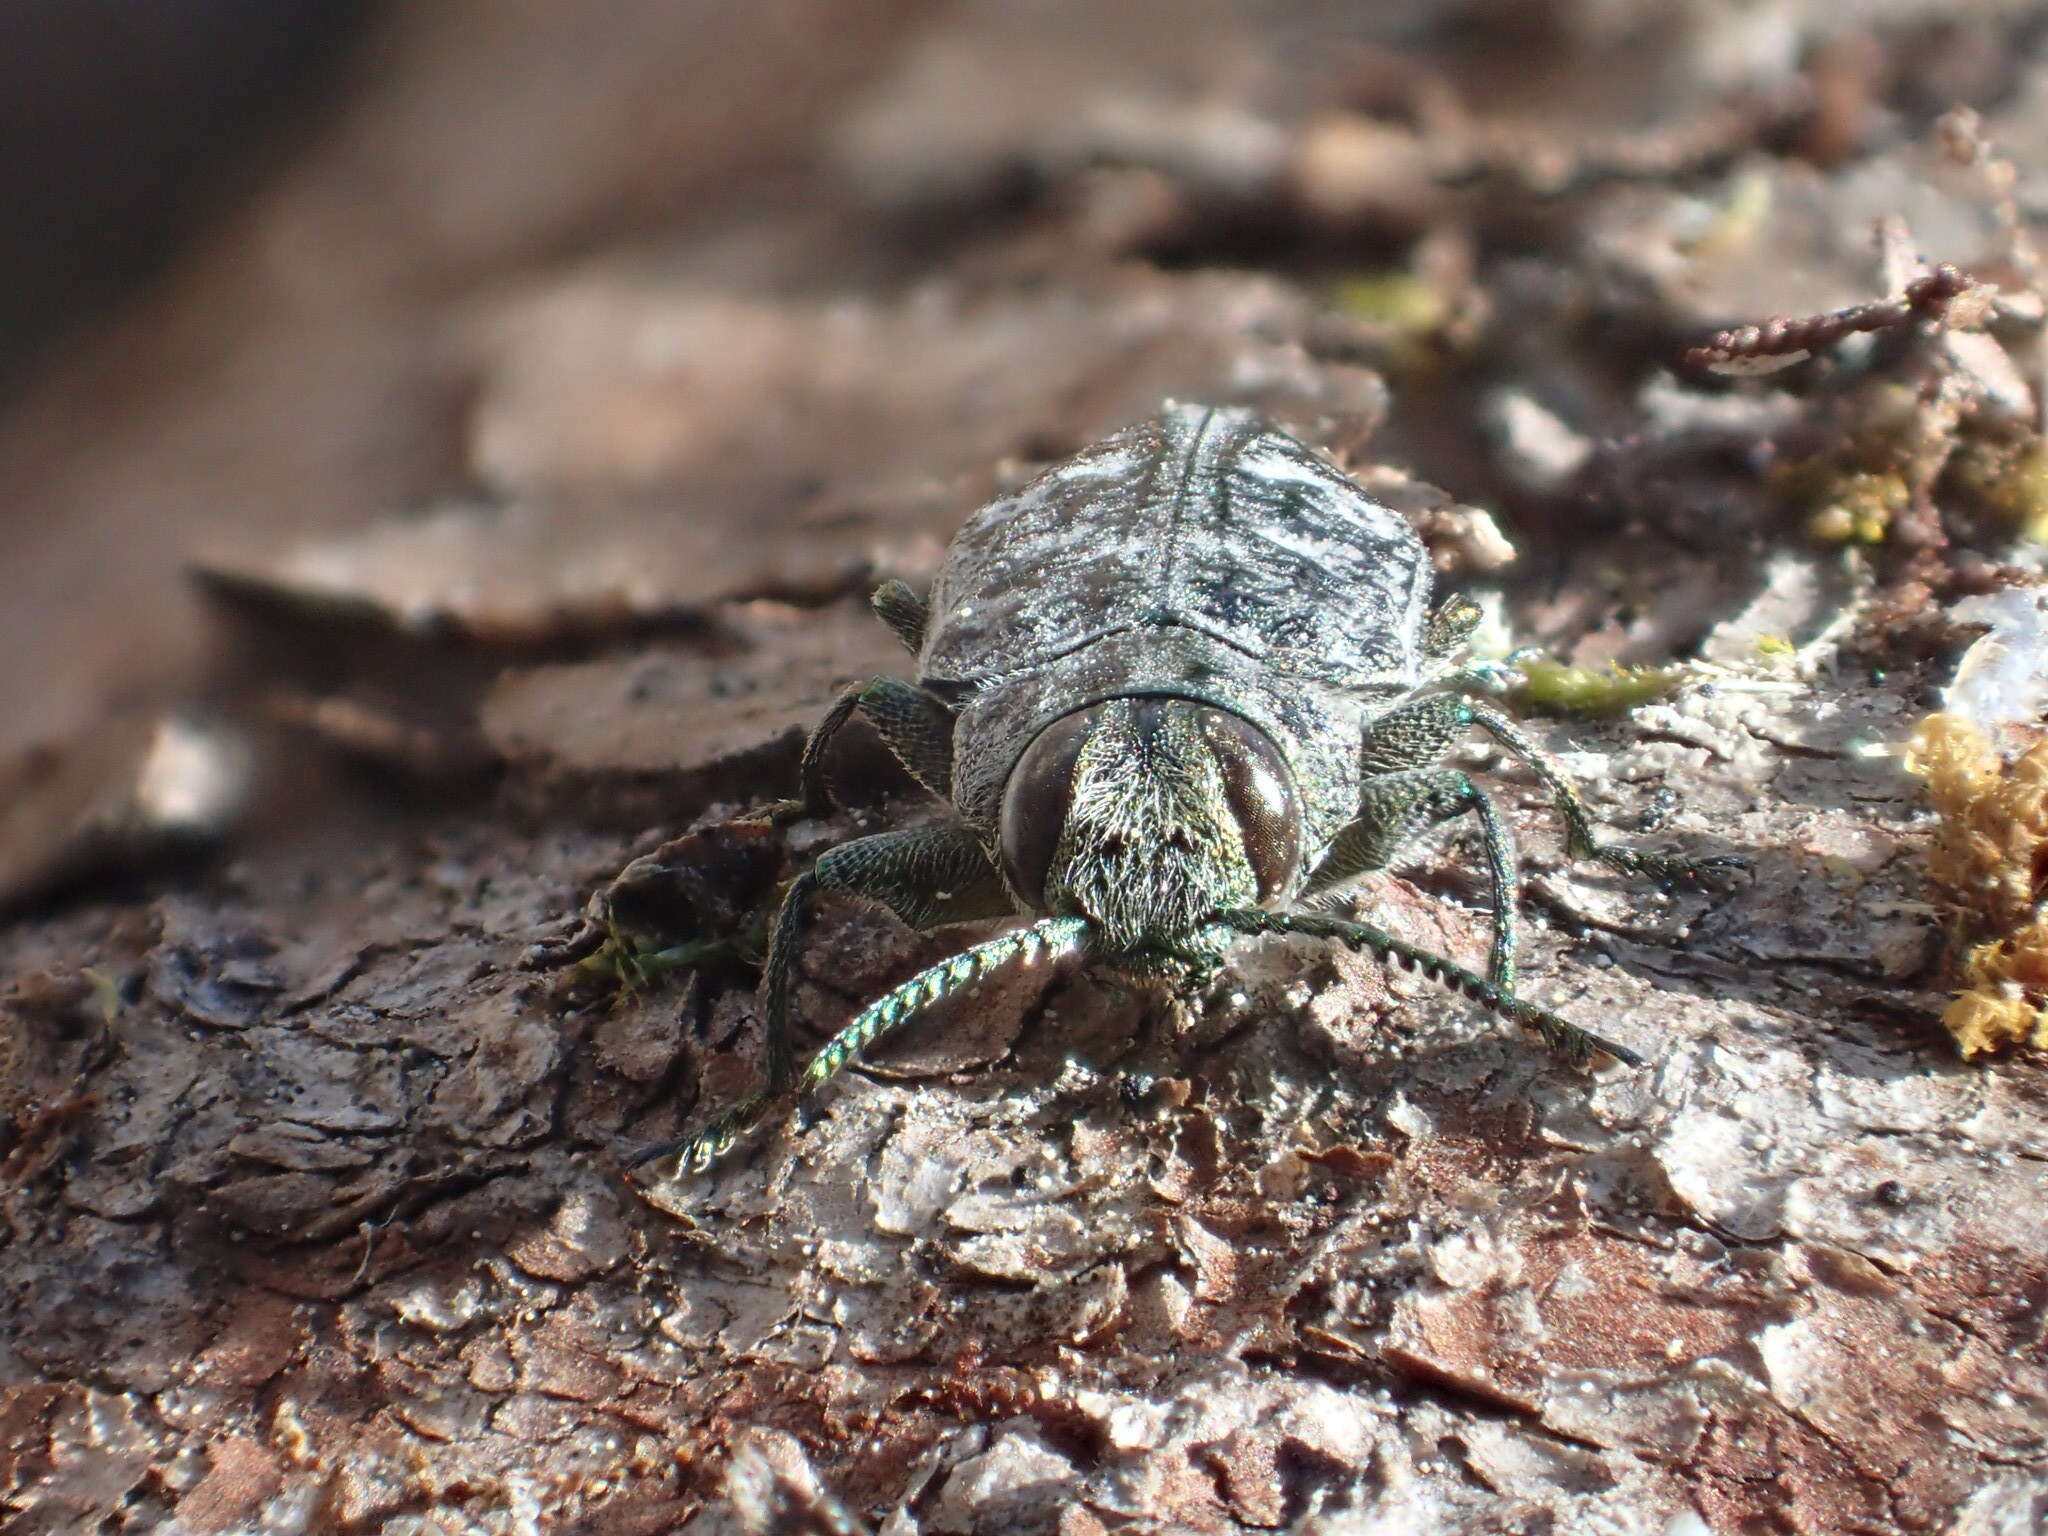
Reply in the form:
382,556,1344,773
998,697,1301,973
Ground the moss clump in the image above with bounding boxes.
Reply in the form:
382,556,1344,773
1333,271,1448,333
1770,458,1910,545
1946,433,2048,545
1903,712,2048,1056
574,926,735,999
1512,659,1686,716
1330,270,1461,380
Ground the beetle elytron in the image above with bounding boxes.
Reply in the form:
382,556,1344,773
638,404,1727,1174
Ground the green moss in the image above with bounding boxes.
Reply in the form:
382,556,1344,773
1330,271,1458,380
1333,272,1447,332
575,925,737,999
1512,659,1686,716
1782,466,1908,545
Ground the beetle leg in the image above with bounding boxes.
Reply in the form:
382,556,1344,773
1356,690,1472,777
870,578,931,653
758,676,956,824
1460,698,1742,882
1303,769,1519,992
1424,593,1484,660
634,825,1016,1176
1220,909,1640,1068
757,826,1014,1094
636,916,1089,1177
1359,692,1738,883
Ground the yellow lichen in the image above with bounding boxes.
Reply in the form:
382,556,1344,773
1679,163,1775,262
1902,712,2048,1055
1329,270,1464,379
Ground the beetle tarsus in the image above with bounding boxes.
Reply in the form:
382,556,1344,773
630,1092,781,1175
1220,907,1644,1068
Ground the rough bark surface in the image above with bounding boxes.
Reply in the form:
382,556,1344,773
2,4,2046,1533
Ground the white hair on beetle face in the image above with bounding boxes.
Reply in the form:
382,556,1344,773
1045,699,1257,960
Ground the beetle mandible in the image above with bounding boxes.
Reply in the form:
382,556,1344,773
640,403,1726,1174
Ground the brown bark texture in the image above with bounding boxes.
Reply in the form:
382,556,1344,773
1,3,2045,1533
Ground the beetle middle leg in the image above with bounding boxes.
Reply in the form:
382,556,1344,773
1458,697,1739,881
1424,593,1483,660
758,578,942,822
1358,691,1729,883
869,577,930,653
1303,769,1520,991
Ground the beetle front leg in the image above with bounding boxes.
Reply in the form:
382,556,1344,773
639,916,1089,1178
631,824,1020,1175
759,676,956,824
1303,768,1520,992
757,826,1015,1093
1356,690,1473,777
1221,909,1641,1068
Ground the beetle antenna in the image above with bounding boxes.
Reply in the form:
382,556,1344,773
633,915,1093,1178
1216,909,1642,1067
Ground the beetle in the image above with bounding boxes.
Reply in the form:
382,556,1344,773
639,403,1728,1174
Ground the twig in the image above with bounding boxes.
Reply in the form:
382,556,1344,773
1685,264,1979,376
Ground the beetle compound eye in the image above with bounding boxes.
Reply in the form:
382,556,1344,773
999,706,1100,907
1203,710,1302,902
